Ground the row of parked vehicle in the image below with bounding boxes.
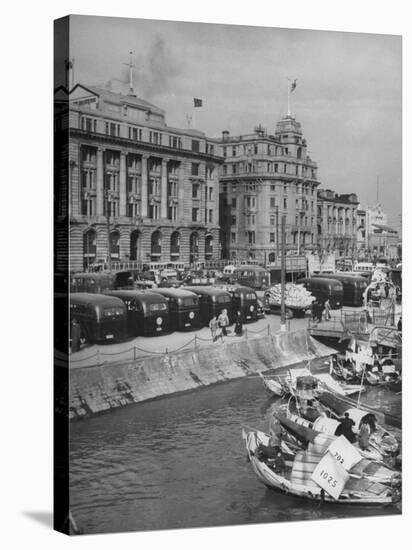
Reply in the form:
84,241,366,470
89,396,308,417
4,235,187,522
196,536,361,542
64,284,263,345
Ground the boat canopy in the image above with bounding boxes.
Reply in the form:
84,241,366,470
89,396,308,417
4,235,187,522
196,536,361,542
312,416,340,435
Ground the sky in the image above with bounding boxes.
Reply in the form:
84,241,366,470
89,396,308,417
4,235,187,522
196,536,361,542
60,15,402,228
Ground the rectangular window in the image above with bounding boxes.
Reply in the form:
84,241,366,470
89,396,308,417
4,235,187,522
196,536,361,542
283,183,288,192
232,197,237,208
270,215,275,225
192,140,200,152
283,164,287,173
232,164,237,174
232,146,236,156
209,209,213,223
231,232,236,244
191,163,199,176
223,165,227,176
271,184,276,191
254,144,258,154
284,198,287,209
208,187,213,201
192,208,199,222
192,183,200,198
274,163,278,173
270,232,275,243
223,146,227,158
231,215,237,225
270,197,276,208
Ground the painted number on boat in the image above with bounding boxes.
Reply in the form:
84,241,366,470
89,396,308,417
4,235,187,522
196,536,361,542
319,470,337,488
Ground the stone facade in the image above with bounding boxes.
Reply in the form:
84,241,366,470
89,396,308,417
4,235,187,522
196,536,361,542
316,190,359,258
215,117,320,263
55,84,223,272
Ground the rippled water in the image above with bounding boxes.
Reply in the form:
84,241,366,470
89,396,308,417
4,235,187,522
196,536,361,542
70,376,401,534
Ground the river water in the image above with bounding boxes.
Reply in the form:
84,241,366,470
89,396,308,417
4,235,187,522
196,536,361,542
70,375,401,535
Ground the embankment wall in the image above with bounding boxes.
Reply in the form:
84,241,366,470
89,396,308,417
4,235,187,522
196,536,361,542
67,329,334,420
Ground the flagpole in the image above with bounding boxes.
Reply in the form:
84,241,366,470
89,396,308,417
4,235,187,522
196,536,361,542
287,78,291,117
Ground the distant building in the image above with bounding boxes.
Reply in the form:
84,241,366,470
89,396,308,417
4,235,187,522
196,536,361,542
365,204,400,260
54,83,223,272
316,190,359,258
216,116,320,264
356,209,367,257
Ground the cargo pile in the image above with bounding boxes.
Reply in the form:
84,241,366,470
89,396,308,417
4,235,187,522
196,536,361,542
265,283,315,309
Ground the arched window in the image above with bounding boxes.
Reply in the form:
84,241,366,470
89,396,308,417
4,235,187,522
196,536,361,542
83,229,96,270
151,230,162,260
268,252,275,263
110,230,120,259
130,230,142,262
205,234,213,259
297,147,302,159
170,231,180,260
190,232,199,263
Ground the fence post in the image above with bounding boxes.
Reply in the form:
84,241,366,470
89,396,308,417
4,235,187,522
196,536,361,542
245,327,248,339
267,323,270,336
96,348,100,366
133,346,137,361
194,335,198,350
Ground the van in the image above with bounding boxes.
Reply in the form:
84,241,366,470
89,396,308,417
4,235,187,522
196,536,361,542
297,277,343,309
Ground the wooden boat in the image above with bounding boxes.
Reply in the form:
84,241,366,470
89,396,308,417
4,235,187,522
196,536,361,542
317,391,400,455
260,366,364,399
277,411,400,478
243,429,397,505
259,372,286,397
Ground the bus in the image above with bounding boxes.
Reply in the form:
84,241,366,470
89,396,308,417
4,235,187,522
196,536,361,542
70,293,128,343
70,271,135,293
233,265,270,290
313,274,368,307
297,277,343,309
105,290,169,337
152,288,201,331
184,286,232,325
216,285,259,323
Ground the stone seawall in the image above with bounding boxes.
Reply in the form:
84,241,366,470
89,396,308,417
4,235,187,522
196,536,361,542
67,330,334,420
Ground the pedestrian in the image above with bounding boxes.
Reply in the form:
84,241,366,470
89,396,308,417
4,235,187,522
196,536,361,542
317,300,324,323
234,310,243,336
217,308,230,337
358,421,371,451
269,416,283,447
312,300,318,322
336,412,356,443
71,318,81,353
209,316,219,342
324,298,331,321
397,316,402,332
385,283,390,299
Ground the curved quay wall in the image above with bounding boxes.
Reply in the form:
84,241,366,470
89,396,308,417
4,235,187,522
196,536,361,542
66,329,334,420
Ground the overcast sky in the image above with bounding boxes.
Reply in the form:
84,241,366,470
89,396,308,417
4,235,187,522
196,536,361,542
62,15,402,228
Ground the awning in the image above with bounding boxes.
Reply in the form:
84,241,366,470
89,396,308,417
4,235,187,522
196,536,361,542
371,224,398,234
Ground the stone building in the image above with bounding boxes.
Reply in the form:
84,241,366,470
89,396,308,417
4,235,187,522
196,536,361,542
316,190,359,258
365,204,400,260
216,116,320,263
54,84,223,272
356,209,367,257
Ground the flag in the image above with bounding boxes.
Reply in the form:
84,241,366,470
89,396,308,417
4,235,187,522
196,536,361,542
193,98,203,107
290,79,297,93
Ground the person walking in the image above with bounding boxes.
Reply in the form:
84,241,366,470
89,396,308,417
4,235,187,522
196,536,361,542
209,316,219,342
217,308,230,337
324,298,331,321
234,310,243,336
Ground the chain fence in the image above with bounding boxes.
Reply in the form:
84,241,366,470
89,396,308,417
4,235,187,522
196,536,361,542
61,321,295,369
